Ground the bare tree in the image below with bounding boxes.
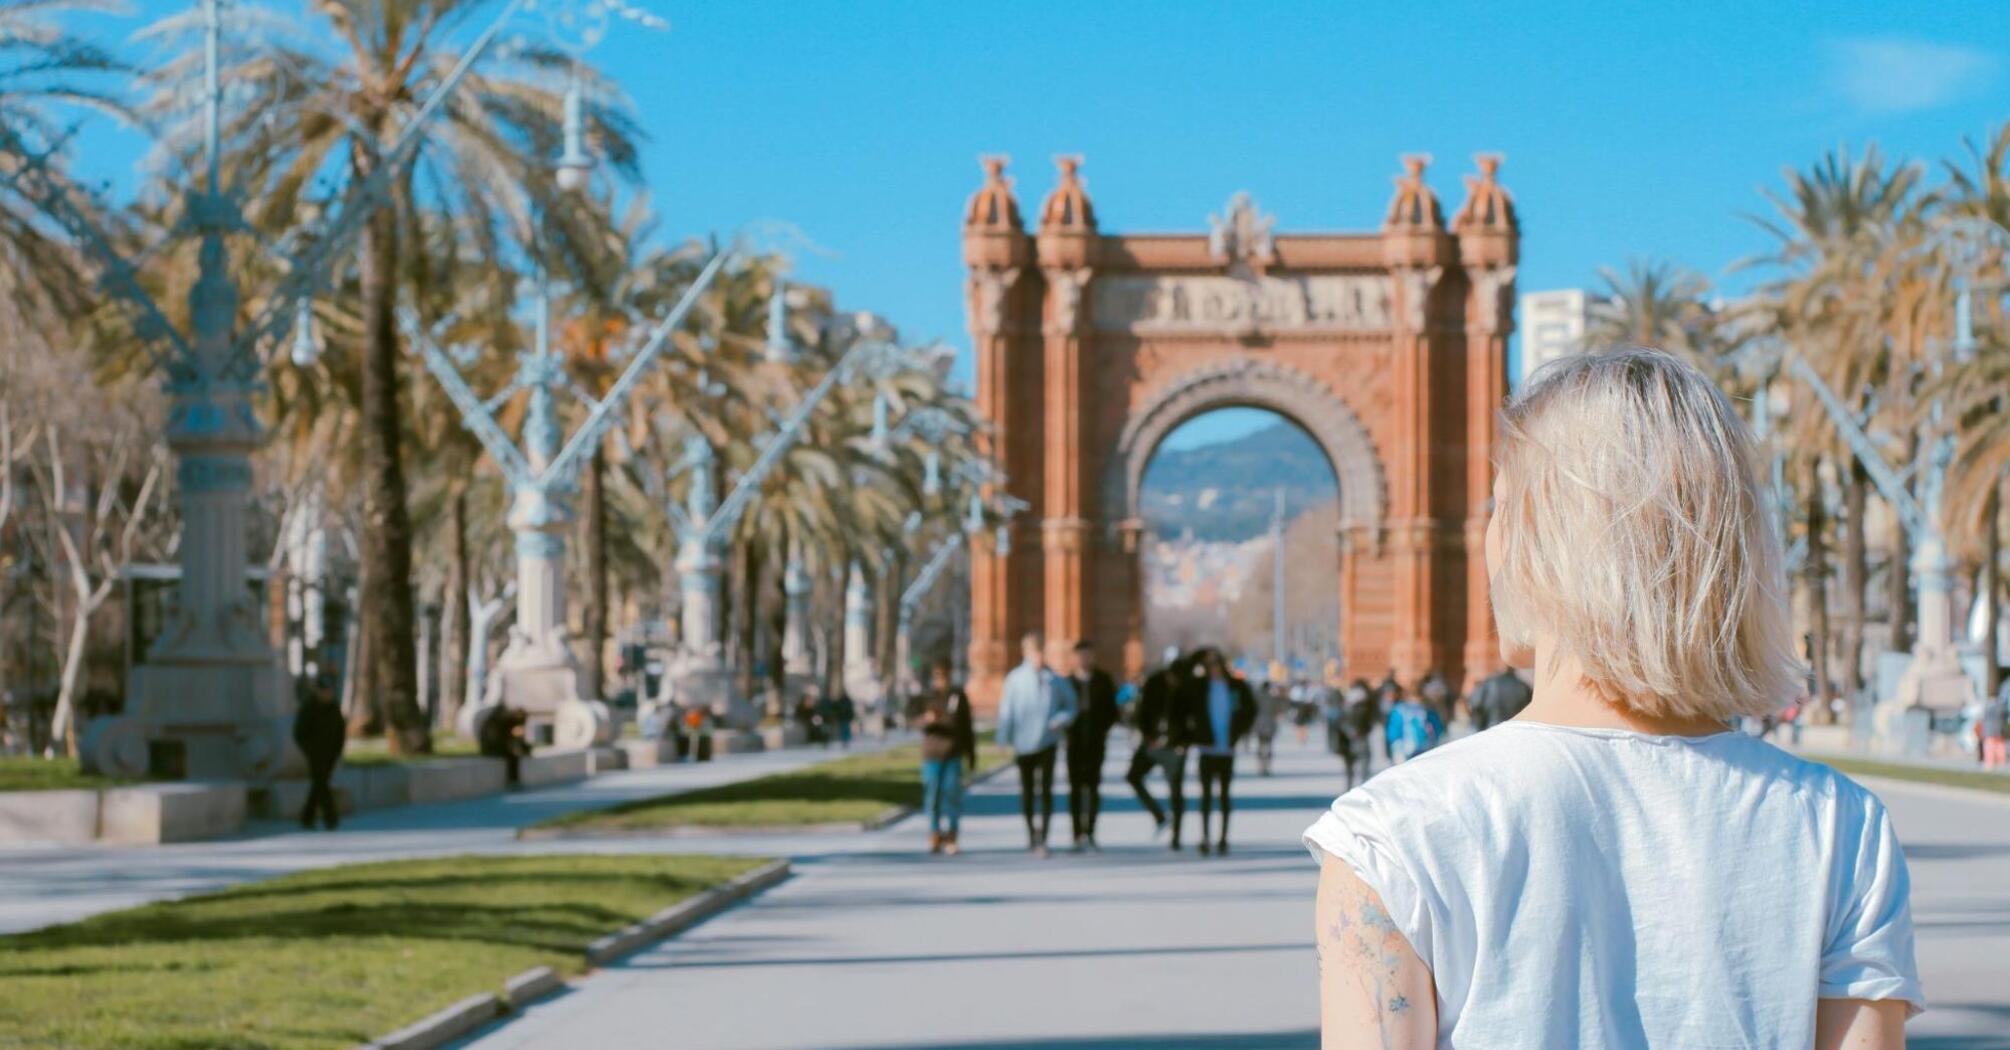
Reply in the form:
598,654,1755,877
36,428,164,755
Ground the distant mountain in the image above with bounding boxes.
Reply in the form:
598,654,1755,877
1141,421,1337,542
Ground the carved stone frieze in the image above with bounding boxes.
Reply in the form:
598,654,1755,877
1045,267,1092,336
1396,266,1445,332
966,267,1022,335
1089,273,1392,335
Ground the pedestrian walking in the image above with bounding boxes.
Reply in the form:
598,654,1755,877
908,660,976,855
1126,647,1194,850
1290,684,1315,745
1418,670,1455,726
1188,649,1255,855
833,691,856,749
291,671,346,830
1253,680,1284,776
792,686,823,745
1467,666,1533,732
996,632,1077,858
814,689,843,749
1384,684,1444,764
1307,348,1921,1047
1064,640,1119,851
1374,671,1399,762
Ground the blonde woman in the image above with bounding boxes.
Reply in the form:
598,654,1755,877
1306,348,1922,1048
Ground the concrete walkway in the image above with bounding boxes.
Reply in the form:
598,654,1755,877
460,732,2010,1050
0,740,889,934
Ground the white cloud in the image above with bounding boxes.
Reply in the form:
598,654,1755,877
1824,37,2002,114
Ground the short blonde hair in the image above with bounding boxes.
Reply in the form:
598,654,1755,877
1492,346,1798,721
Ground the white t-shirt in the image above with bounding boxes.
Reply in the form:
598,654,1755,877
1303,721,1923,1049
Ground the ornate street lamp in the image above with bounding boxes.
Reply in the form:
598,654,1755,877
410,248,735,748
657,312,937,747
1783,216,2010,746
0,0,582,777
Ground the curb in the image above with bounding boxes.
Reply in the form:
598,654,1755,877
585,858,792,966
361,991,499,1050
357,860,790,1049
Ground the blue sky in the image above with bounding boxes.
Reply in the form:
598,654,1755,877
58,1,2010,449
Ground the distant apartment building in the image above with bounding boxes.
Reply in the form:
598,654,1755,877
1518,289,1590,386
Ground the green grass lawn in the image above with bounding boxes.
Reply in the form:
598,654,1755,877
0,754,136,792
1803,752,2010,796
534,743,1010,833
340,733,482,767
0,853,764,1050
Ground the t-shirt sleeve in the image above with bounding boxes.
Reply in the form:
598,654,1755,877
1303,788,1436,972
1819,789,1925,1016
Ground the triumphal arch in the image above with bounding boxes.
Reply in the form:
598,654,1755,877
961,153,1519,707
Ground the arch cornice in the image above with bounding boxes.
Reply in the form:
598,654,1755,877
1102,358,1388,535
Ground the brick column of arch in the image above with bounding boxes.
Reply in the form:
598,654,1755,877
1035,157,1097,667
961,156,1033,708
1454,154,1521,693
1099,358,1390,681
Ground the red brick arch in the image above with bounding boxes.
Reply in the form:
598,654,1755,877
961,154,1519,707
1101,357,1386,534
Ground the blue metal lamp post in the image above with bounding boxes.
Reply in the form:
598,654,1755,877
408,249,734,747
0,0,556,776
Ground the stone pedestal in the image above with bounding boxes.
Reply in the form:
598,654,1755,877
780,555,817,708
88,299,295,780
669,535,759,732
842,562,885,724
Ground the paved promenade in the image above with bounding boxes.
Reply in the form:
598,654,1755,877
460,733,2010,1050
0,741,883,934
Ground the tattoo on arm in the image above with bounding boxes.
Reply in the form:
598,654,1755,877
1317,855,1433,1050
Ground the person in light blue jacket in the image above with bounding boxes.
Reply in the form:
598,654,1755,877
996,632,1078,857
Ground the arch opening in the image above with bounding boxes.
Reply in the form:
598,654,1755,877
1136,406,1343,681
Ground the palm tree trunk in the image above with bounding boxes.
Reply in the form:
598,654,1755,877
1841,459,1868,706
581,447,607,700
765,544,787,711
1887,434,1917,656
439,485,470,731
1806,459,1831,720
1986,478,2003,702
356,179,427,753
736,541,760,701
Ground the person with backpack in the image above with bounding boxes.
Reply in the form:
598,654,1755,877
1385,683,1445,764
1127,647,1195,850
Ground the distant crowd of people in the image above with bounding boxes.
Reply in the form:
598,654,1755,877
897,633,1555,861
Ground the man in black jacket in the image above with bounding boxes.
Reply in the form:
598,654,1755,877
1187,648,1258,856
1469,667,1534,731
1064,640,1119,851
1126,647,1196,850
291,671,347,830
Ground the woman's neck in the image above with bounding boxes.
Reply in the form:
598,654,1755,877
1515,645,1728,737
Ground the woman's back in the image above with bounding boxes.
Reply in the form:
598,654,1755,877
1304,721,1921,1048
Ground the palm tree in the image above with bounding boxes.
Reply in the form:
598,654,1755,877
1746,146,1929,705
1585,258,1729,368
133,0,643,751
0,0,131,339
1938,121,2010,699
